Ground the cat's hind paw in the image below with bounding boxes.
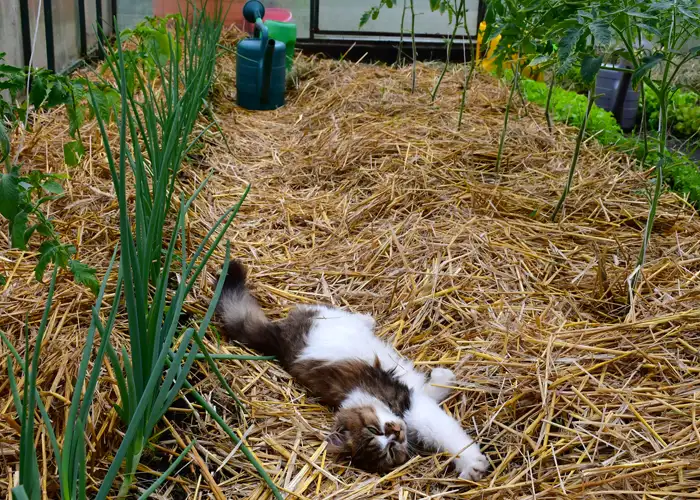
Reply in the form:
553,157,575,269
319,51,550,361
456,448,489,481
424,368,457,402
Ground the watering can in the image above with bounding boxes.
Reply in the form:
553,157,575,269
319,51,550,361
236,0,286,110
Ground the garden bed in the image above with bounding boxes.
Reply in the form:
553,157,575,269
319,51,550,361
2,30,700,498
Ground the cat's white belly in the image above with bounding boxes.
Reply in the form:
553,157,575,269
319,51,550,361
297,305,426,390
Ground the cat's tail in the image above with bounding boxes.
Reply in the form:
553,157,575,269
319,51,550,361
215,260,280,357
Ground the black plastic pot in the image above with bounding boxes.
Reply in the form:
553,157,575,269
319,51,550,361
595,65,639,132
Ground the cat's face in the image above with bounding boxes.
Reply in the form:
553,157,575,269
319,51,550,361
326,406,409,473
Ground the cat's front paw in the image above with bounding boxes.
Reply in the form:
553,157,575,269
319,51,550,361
430,367,456,385
456,447,489,481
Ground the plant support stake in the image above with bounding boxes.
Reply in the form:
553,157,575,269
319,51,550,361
495,60,520,173
398,0,407,65
432,0,465,102
410,0,417,92
544,71,556,133
457,1,475,131
551,87,595,221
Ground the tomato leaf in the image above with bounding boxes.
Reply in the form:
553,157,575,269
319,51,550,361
63,140,85,167
580,55,603,85
41,180,64,195
528,54,552,68
636,23,662,38
36,221,54,237
29,76,47,109
558,28,583,75
69,259,100,294
589,20,612,46
35,240,58,281
46,81,70,108
35,240,75,281
627,10,655,19
632,53,664,88
360,9,371,26
10,211,29,249
0,170,20,222
0,120,9,162
678,6,698,20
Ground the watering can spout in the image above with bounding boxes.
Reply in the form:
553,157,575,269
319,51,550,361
257,23,270,103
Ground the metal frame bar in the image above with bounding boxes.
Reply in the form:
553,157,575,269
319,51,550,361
309,0,319,40
313,29,477,41
44,0,56,70
19,0,32,66
477,0,486,28
111,0,118,30
96,0,105,57
78,0,88,57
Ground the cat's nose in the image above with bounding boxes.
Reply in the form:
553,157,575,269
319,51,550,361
385,422,404,441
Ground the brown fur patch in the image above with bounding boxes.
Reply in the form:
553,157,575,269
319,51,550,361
216,262,316,368
289,358,412,415
271,307,316,368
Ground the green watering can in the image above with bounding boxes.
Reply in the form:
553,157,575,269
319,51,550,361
265,19,297,72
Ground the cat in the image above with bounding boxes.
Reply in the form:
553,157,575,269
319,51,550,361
215,260,489,479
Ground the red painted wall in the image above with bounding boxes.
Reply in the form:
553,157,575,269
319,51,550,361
152,0,247,27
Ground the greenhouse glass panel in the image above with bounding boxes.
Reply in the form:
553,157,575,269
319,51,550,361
27,0,49,69
86,0,116,50
0,1,24,68
53,0,81,72
118,0,153,30
317,0,479,39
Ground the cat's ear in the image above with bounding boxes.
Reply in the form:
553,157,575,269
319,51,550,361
326,430,351,454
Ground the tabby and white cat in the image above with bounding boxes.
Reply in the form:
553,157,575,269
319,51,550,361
215,261,489,479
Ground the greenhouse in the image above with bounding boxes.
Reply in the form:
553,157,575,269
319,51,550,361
1,0,699,498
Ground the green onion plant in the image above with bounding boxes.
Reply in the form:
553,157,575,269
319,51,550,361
89,2,282,497
1,253,122,500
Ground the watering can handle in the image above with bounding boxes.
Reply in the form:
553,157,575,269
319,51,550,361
257,20,269,100
257,19,268,47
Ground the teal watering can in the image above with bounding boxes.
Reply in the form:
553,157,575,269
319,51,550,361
236,0,286,110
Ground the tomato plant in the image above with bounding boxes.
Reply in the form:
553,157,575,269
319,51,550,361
0,54,111,291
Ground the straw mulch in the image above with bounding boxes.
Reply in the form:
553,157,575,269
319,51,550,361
2,29,700,499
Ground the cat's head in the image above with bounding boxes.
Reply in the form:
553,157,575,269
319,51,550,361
326,406,409,473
